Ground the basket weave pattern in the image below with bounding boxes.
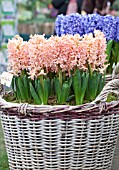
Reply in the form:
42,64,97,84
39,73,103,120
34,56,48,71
0,63,119,170
1,109,119,170
1,102,119,170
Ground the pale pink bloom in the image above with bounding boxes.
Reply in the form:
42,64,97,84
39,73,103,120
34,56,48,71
7,30,107,78
7,35,29,75
78,30,107,72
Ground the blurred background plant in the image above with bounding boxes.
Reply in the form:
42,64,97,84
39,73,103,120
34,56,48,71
17,0,56,22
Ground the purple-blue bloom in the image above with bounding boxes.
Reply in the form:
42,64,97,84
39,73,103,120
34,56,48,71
115,17,119,42
82,13,103,34
55,14,65,36
60,13,84,36
101,15,117,41
55,13,118,41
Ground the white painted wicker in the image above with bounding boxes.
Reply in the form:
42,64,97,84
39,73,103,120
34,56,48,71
105,74,112,84
1,112,119,170
0,63,119,170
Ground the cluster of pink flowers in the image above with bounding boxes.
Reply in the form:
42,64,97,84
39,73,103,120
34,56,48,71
7,30,107,79
7,35,29,75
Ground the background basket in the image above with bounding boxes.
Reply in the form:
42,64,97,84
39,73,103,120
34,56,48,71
0,63,119,170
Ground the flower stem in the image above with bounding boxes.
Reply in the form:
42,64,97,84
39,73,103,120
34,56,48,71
59,71,62,87
40,75,44,90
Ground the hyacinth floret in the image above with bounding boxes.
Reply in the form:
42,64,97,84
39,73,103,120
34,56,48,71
55,14,64,36
102,15,117,41
61,13,84,36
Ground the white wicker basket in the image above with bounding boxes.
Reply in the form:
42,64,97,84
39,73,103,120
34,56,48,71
1,110,119,170
0,63,119,170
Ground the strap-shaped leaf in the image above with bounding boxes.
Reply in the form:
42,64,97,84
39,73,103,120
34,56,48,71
60,81,70,104
11,76,17,98
30,82,41,104
106,40,113,61
97,74,105,96
114,41,119,63
73,70,81,105
54,77,61,103
36,80,43,104
18,77,27,100
43,79,49,105
80,72,89,104
22,75,30,100
86,72,100,101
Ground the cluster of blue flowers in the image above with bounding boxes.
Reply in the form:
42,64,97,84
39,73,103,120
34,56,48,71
55,13,118,41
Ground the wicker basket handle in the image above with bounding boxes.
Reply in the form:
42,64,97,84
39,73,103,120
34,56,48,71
94,62,119,103
112,62,119,80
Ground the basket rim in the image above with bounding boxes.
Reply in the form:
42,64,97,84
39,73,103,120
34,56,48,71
0,95,119,114
0,62,119,114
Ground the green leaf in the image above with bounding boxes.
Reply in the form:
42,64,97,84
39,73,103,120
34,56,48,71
68,77,72,87
22,75,30,100
15,76,22,100
117,49,119,63
106,40,113,61
80,73,89,104
11,76,17,98
114,41,119,63
29,82,41,104
54,77,61,103
97,74,105,95
60,81,70,104
73,70,81,105
86,72,100,101
35,78,38,89
50,79,54,96
18,77,27,100
59,71,62,87
43,79,49,105
46,78,51,96
36,80,43,104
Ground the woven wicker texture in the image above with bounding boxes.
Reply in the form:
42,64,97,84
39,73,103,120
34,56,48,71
105,74,112,84
1,113,119,170
0,63,119,170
